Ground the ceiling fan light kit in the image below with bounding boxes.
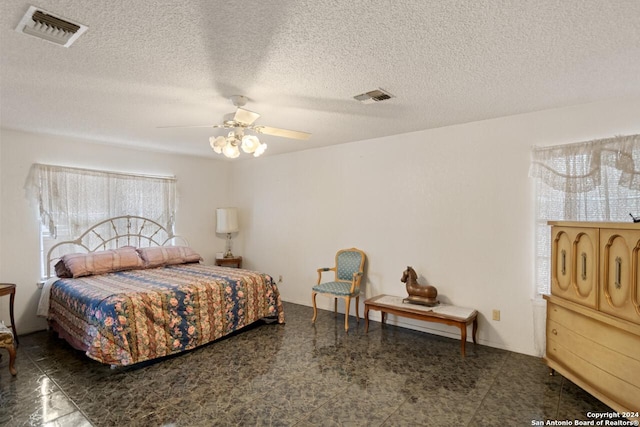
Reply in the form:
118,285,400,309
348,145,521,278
210,95,306,159
209,129,267,159
165,95,310,159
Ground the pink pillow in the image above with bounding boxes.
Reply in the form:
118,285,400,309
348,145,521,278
136,246,202,268
61,247,144,278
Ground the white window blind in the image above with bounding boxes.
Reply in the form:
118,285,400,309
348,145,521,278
530,134,640,296
26,164,177,276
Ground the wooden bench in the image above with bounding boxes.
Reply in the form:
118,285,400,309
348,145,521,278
364,294,478,356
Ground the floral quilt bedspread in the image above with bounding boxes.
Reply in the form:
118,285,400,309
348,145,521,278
48,264,284,365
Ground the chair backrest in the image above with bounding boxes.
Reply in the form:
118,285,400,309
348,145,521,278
335,248,366,281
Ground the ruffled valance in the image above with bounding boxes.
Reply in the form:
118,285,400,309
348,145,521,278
529,134,640,193
26,164,176,238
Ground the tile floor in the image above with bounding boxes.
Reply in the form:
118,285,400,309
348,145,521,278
0,302,623,426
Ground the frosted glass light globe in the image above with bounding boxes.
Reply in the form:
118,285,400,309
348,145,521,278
253,142,267,157
241,135,260,153
223,143,240,158
210,136,226,154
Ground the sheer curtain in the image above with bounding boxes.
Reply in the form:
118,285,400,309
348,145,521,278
529,134,640,355
26,164,177,276
27,164,177,237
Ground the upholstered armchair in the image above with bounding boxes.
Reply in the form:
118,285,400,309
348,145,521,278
312,248,366,332
0,322,16,375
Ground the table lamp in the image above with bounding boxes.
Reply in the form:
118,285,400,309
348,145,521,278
216,208,239,258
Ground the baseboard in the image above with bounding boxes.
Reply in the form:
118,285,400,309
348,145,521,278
284,297,535,356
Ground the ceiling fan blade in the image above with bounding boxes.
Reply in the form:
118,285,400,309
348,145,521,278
254,126,311,140
156,124,215,129
234,108,260,125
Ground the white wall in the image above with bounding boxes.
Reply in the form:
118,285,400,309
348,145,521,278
0,135,2,288
2,97,639,352
231,97,640,356
0,129,233,334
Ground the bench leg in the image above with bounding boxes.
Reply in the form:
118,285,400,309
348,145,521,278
460,324,467,357
364,307,370,332
472,318,478,344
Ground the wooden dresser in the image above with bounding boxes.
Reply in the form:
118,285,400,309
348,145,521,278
544,221,640,418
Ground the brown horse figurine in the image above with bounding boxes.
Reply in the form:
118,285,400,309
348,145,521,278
401,266,439,306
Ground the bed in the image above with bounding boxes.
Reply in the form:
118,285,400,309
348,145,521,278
37,215,284,366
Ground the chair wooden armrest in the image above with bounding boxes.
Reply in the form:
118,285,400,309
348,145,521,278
316,267,336,284
349,271,364,294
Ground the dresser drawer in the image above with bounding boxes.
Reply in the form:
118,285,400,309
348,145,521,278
547,318,640,381
548,302,640,362
546,336,640,412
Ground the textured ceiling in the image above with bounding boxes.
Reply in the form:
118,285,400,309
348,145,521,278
1,0,639,159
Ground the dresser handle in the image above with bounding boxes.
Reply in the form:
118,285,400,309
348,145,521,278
561,249,567,275
581,252,587,280
615,257,622,289
552,329,557,335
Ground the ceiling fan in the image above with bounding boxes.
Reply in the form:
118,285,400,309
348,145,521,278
162,96,311,158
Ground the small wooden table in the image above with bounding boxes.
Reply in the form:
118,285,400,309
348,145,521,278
364,294,478,356
215,256,242,269
0,283,18,346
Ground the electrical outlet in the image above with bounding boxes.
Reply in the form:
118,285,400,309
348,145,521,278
492,309,501,321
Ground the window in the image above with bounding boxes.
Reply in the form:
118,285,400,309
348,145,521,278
530,134,640,296
27,164,176,277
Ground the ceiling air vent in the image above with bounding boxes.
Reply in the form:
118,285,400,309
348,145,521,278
15,6,88,47
353,88,394,104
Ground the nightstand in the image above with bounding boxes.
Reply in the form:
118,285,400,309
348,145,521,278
215,256,242,269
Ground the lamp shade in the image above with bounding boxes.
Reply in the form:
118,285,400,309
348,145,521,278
216,208,239,233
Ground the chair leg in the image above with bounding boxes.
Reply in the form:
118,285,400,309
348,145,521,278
344,297,351,332
312,292,318,324
355,296,360,323
7,345,16,376
334,298,338,318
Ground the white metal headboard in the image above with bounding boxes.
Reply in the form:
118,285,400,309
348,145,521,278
46,215,188,278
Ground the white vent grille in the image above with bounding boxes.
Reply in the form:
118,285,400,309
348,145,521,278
353,88,395,104
15,6,87,47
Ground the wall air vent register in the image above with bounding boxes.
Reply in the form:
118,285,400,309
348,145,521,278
15,6,88,48
353,88,395,104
